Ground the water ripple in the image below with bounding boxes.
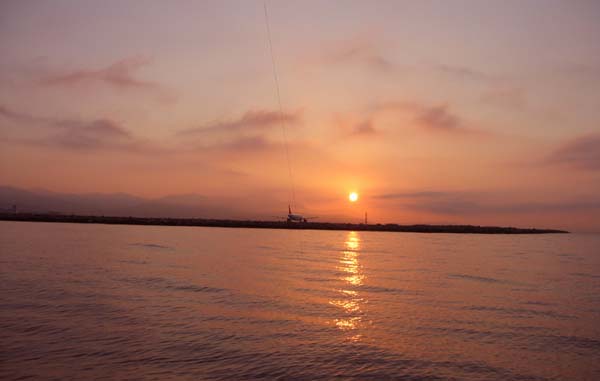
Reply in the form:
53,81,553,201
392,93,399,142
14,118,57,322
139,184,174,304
1,223,598,380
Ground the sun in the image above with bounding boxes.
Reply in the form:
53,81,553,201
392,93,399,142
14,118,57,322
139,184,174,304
349,192,359,202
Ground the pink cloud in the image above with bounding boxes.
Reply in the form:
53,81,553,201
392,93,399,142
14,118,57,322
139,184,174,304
547,134,600,170
180,109,301,136
321,39,395,73
0,104,52,126
0,104,164,154
433,64,498,83
42,57,160,90
351,120,378,136
480,87,527,110
370,101,481,134
48,119,132,150
415,105,461,131
210,135,276,152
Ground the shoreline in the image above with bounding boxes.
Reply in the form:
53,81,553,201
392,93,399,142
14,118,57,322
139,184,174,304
0,213,568,234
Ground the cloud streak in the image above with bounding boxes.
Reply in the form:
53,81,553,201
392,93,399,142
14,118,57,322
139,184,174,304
374,191,450,199
370,101,480,134
433,64,497,83
0,105,302,156
351,120,378,136
374,190,600,216
206,135,276,153
0,104,52,126
45,119,133,150
547,134,600,170
415,105,461,131
417,199,600,216
42,57,158,90
480,87,527,110
11,119,159,153
180,109,301,136
323,39,395,73
0,104,163,154
195,134,316,158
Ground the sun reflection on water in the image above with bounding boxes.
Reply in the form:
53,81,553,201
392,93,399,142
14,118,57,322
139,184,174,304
329,231,365,336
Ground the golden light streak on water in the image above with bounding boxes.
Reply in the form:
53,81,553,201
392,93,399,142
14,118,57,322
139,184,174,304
331,231,365,333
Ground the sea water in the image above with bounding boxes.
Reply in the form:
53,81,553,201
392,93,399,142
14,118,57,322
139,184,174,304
1,221,599,380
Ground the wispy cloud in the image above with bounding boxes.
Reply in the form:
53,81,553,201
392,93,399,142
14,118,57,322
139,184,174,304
42,56,157,90
45,119,133,150
180,109,301,136
415,105,461,131
547,134,600,170
374,189,600,216
416,199,600,216
373,191,450,199
14,119,162,154
373,190,482,216
0,104,302,156
0,104,52,126
370,101,481,135
480,87,527,110
433,64,497,83
206,135,276,153
322,39,395,73
351,120,378,136
0,104,163,154
557,63,600,81
432,64,529,111
196,134,317,158
330,113,381,139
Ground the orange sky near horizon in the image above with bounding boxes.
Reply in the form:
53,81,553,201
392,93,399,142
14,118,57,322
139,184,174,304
1,1,599,231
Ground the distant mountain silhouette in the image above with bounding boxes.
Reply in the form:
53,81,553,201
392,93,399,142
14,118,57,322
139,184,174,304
0,186,241,219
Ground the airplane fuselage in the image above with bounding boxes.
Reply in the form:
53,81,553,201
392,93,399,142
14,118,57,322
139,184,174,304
287,214,307,223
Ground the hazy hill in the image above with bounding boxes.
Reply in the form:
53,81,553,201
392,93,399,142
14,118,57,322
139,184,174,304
0,186,242,219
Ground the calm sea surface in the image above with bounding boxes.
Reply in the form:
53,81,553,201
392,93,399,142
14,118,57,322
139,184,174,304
1,221,599,381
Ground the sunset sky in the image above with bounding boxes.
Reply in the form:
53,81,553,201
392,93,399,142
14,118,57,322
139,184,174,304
1,0,599,230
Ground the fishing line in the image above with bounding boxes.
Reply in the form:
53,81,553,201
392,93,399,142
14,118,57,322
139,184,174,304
263,1,296,211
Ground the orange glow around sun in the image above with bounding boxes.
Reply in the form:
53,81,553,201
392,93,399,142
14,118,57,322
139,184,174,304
349,192,359,202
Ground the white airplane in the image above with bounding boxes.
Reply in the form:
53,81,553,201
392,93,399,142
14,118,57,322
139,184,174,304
287,205,317,223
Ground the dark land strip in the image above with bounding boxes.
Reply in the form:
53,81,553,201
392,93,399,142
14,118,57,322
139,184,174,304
0,213,568,234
